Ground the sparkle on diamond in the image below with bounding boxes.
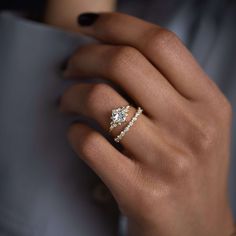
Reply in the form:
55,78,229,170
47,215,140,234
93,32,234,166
111,108,126,123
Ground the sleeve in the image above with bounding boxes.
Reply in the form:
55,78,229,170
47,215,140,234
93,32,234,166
0,12,119,236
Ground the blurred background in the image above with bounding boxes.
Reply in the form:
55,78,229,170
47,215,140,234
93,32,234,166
0,0,46,19
0,0,46,12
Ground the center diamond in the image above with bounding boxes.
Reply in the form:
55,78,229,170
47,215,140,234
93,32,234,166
112,110,126,123
109,105,130,131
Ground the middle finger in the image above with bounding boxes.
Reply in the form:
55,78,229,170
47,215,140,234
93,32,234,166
64,44,185,119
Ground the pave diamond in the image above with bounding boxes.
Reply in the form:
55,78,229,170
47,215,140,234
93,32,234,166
114,107,143,143
109,105,130,132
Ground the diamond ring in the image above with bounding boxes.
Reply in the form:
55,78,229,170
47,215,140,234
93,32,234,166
109,105,130,132
114,107,143,143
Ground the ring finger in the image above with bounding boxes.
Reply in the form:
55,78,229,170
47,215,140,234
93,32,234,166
64,44,185,119
60,82,160,162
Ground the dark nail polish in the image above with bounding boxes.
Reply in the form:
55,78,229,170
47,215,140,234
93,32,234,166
77,13,99,26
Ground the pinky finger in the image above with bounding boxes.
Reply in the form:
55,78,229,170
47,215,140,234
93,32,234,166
67,123,137,200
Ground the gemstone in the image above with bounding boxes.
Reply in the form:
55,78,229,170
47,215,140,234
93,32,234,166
111,107,129,124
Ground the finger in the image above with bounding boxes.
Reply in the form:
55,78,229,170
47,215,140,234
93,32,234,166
76,12,213,100
64,43,185,119
68,122,136,200
60,83,159,162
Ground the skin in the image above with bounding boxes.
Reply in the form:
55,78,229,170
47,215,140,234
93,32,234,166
58,12,236,236
44,0,116,31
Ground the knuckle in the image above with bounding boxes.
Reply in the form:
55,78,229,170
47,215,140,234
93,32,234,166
212,97,233,127
108,46,140,75
168,152,193,180
207,84,233,122
194,120,218,153
146,27,178,51
220,97,233,121
183,109,219,153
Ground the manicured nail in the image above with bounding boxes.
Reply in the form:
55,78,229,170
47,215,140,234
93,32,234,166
77,13,99,26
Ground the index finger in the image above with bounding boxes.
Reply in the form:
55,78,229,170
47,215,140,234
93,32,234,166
77,12,214,100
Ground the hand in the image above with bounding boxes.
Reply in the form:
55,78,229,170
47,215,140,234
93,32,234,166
60,12,235,236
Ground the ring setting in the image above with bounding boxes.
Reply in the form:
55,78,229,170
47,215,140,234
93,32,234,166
114,107,143,143
109,105,130,132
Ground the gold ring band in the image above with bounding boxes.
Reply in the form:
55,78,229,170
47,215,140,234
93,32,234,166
109,105,130,132
114,107,143,143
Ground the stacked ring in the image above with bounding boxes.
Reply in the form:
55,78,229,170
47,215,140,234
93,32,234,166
109,106,143,143
109,105,130,132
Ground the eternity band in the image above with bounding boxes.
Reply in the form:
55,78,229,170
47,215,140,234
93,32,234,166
114,107,143,143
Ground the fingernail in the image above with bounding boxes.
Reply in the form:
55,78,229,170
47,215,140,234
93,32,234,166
77,13,99,27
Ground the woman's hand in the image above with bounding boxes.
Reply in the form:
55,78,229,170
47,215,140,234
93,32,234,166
60,13,235,236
